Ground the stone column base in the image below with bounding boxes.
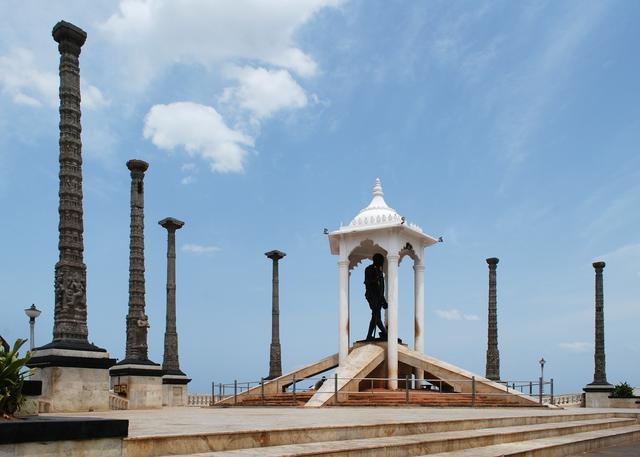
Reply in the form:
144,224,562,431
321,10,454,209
583,384,615,408
162,375,191,406
28,348,116,413
109,364,163,410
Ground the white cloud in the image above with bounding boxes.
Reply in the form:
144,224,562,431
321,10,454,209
0,47,109,110
181,163,197,172
100,0,342,86
143,102,254,173
105,1,339,172
495,2,608,165
436,309,480,321
594,242,640,284
596,243,640,263
0,48,57,107
81,83,110,110
558,342,591,353
221,66,308,120
182,243,220,254
180,163,198,184
424,2,608,170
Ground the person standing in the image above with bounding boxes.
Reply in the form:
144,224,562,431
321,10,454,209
365,253,388,340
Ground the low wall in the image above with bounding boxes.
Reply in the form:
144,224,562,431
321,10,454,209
0,416,128,457
584,391,640,408
1,437,123,457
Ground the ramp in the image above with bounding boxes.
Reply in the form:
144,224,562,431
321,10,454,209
217,352,338,405
305,344,385,407
398,345,540,406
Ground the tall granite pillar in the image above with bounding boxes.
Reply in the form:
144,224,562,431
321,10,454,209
110,160,162,409
159,218,190,406
123,160,152,364
485,257,500,381
27,21,115,413
265,250,286,379
584,261,614,405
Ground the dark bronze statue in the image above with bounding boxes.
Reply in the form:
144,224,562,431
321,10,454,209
365,253,388,341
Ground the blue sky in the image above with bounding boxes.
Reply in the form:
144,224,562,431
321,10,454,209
1,0,638,395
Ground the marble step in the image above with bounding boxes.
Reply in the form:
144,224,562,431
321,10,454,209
421,425,640,456
122,413,626,457
239,391,544,407
161,417,636,457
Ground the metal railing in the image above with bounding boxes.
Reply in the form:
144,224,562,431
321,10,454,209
188,375,564,407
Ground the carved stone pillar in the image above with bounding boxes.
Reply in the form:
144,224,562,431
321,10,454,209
110,160,162,409
122,159,154,364
485,257,500,381
48,21,90,348
159,218,190,406
265,250,286,379
159,218,185,375
584,261,613,402
27,21,115,413
592,261,610,385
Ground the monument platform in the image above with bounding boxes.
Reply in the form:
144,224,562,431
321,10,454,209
218,342,540,408
36,407,640,457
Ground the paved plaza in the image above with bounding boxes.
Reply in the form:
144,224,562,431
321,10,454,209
46,406,638,438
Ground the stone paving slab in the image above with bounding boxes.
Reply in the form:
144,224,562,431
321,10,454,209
43,406,640,438
569,441,640,455
186,419,636,456
423,426,640,456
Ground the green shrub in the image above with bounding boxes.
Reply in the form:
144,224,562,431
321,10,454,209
611,381,635,398
0,339,33,418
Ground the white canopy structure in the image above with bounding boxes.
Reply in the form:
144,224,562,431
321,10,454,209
220,178,539,407
328,178,439,389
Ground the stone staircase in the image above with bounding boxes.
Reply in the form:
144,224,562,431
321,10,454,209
236,391,315,407
342,390,546,408
233,390,544,408
122,412,640,457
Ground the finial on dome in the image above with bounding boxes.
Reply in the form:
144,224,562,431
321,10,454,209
373,177,384,197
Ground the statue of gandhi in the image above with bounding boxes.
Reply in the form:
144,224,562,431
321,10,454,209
365,253,388,341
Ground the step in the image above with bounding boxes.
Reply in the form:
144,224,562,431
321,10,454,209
421,425,640,456
122,413,626,457
161,417,636,457
341,392,545,407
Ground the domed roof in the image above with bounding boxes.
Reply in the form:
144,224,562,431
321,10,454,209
348,178,402,227
328,178,438,256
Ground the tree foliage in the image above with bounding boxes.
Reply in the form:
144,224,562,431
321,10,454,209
611,381,635,398
0,339,33,418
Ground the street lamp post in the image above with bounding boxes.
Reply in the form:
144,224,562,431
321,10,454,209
24,304,42,350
